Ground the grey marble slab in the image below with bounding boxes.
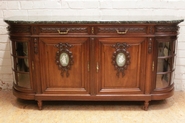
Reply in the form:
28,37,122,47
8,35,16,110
4,16,184,24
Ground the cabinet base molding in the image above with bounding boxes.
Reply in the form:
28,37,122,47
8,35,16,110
13,87,173,110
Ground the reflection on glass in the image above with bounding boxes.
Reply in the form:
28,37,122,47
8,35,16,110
16,42,28,57
13,72,16,85
172,56,176,70
171,72,175,85
156,40,176,89
16,58,29,72
156,74,170,88
157,58,173,72
16,73,30,88
158,42,173,57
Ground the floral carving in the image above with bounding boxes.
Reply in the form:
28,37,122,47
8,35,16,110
155,26,178,32
112,43,130,77
55,43,74,77
40,27,88,33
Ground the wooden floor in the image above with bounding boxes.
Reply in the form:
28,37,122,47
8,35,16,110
0,90,185,123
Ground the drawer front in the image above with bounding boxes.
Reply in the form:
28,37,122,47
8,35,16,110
33,26,90,35
95,26,147,35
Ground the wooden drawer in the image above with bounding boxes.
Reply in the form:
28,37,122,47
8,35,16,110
33,26,90,35
95,26,147,35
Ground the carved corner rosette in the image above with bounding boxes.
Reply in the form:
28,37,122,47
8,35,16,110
55,43,74,77
112,43,130,77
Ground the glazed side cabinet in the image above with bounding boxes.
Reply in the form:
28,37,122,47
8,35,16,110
4,17,183,110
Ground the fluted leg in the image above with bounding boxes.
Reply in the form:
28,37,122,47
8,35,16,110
143,101,149,111
37,100,42,110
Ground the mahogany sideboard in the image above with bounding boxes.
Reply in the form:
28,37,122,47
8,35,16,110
4,16,184,110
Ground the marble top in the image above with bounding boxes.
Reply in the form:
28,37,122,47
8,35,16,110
4,16,184,24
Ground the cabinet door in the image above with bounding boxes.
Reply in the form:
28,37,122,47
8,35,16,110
39,38,90,95
96,38,147,95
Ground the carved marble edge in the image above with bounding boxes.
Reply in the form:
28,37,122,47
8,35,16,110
4,16,184,24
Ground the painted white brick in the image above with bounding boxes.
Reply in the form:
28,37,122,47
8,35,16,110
177,50,185,58
176,58,185,65
101,9,129,16
28,9,53,16
20,1,33,9
79,9,100,16
51,9,80,16
175,66,185,74
67,0,99,9
182,82,185,90
177,43,185,50
122,9,155,16
178,34,185,42
152,9,177,16
174,81,182,91
0,35,9,43
0,26,7,34
0,10,3,18
0,1,6,9
44,1,61,8
0,51,11,59
0,66,12,74
33,1,46,9
6,1,20,10
60,0,69,9
3,10,28,18
99,0,112,9
112,1,137,9
175,73,185,79
0,58,11,66
170,1,185,9
0,42,10,51
0,19,8,26
1,73,13,81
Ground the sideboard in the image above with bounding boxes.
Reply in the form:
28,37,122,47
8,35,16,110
4,16,184,110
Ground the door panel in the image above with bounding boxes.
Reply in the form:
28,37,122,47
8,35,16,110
96,38,146,95
39,38,90,95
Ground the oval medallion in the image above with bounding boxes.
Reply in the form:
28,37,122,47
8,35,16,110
59,53,69,67
116,53,126,67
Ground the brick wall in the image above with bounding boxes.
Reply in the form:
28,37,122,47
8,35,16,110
0,0,185,91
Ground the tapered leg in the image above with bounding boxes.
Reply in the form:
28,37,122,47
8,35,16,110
37,100,42,110
143,101,149,111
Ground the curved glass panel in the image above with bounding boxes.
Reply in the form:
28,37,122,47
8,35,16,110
171,72,175,85
116,53,126,67
15,42,28,57
12,41,30,88
157,58,173,72
156,39,176,89
16,58,29,72
156,73,170,88
16,73,30,88
60,53,69,67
